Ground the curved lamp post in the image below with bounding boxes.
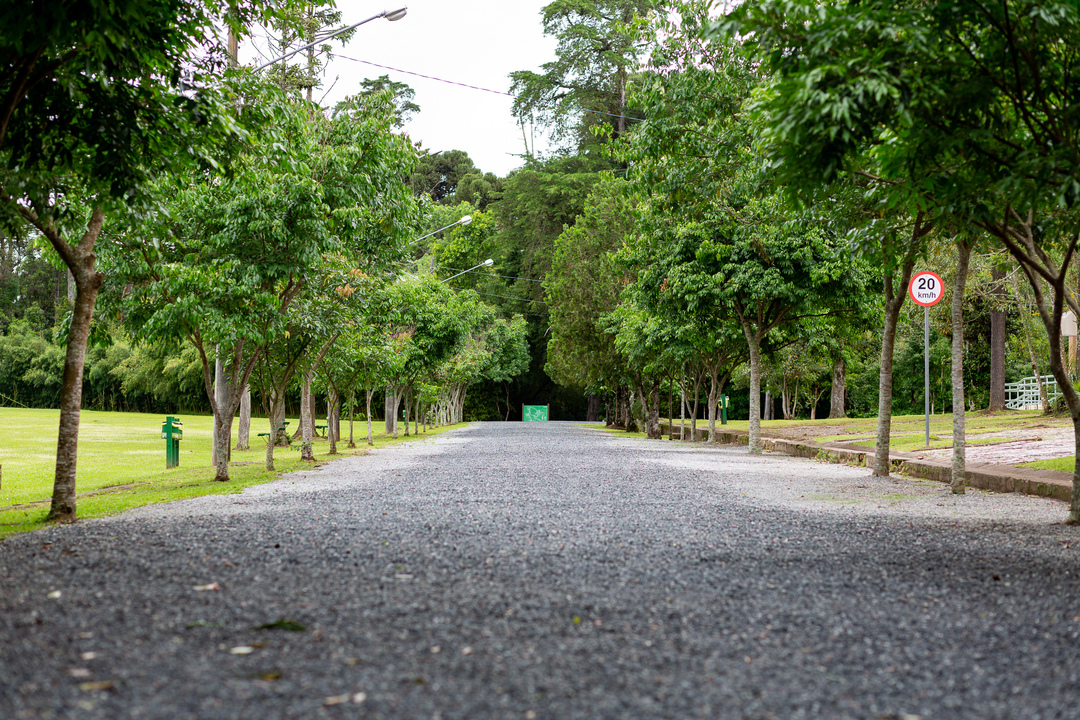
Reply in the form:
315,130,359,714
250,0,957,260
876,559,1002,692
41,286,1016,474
253,7,408,72
441,258,493,283
411,215,472,245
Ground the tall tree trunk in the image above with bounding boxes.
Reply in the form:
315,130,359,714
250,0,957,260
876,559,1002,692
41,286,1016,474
348,390,356,448
679,371,686,440
385,385,396,435
265,391,285,471
300,371,314,461
235,385,250,451
212,355,230,467
988,263,1008,411
951,239,973,493
743,323,763,454
366,388,375,446
875,278,913,477
706,364,719,443
327,387,339,455
764,390,772,421
587,393,601,422
873,215,925,476
829,355,846,418
46,208,106,523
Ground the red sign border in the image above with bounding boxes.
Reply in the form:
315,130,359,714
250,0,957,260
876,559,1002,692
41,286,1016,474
908,270,945,308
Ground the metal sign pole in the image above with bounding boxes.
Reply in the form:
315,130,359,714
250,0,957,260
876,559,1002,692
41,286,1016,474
925,305,930,447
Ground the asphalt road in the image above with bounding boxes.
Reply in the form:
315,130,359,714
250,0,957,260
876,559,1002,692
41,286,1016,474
2,421,1078,719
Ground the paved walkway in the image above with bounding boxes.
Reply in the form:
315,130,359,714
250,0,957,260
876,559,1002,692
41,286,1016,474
2,422,1078,719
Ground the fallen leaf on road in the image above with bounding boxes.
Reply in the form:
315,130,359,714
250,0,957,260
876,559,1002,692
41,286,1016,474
193,583,220,592
67,668,92,678
229,646,255,655
47,590,62,599
255,617,306,632
351,693,367,704
324,694,351,706
461,646,473,656
78,681,114,691
80,652,97,661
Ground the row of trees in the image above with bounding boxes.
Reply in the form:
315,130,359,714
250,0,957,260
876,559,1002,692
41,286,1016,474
537,0,1080,524
0,0,529,523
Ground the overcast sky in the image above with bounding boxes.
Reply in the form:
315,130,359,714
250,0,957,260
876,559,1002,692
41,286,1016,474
238,1,559,177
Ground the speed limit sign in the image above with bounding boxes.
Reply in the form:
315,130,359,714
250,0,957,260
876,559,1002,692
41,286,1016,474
909,270,944,307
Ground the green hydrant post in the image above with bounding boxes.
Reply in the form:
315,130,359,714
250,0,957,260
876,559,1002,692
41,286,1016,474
162,416,184,469
720,395,728,425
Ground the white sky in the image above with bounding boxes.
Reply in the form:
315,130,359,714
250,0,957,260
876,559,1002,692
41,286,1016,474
238,1,559,177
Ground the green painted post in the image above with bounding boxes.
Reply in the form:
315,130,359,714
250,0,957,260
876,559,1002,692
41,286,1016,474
162,416,183,468
721,395,728,425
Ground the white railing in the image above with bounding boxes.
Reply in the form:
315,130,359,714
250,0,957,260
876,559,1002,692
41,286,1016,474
1005,375,1062,410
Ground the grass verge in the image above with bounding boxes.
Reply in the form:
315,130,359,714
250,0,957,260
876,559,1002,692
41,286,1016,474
1023,457,1075,474
0,408,464,540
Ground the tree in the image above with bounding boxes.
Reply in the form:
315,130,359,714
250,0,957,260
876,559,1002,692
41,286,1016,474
510,0,658,152
410,150,480,204
0,0,272,522
353,75,419,128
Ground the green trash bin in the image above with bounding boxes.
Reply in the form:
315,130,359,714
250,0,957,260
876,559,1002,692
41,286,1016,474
162,416,184,468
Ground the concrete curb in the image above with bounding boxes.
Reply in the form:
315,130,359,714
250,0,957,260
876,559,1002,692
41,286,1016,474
658,422,1073,502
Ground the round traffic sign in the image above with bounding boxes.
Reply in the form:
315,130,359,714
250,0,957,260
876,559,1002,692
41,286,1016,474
909,270,944,307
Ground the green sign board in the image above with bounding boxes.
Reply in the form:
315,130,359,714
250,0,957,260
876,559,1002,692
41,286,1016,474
523,405,549,422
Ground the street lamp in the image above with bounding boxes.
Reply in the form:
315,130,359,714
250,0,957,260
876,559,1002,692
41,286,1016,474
410,215,472,245
441,258,493,283
253,7,408,72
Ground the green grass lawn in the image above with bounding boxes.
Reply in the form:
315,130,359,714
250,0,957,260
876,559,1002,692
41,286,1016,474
0,408,463,539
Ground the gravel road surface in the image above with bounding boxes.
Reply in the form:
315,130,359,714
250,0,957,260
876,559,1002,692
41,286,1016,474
2,421,1079,720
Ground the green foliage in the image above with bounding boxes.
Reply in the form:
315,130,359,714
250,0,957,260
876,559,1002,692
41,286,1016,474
410,150,482,204
545,177,631,389
510,0,658,152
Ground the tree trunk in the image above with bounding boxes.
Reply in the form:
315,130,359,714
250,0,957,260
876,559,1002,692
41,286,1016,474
875,283,909,477
988,263,1007,411
385,385,397,435
327,387,339,455
212,355,230,467
951,239,973,493
587,393,601,422
689,374,702,440
348,390,356,448
764,390,772,421
235,386,251,451
366,388,375,446
46,209,106,523
829,355,846,418
743,323,763,454
300,371,314,461
706,364,719,443
679,371,686,440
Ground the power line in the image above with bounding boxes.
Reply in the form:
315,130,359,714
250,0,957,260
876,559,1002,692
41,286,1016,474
333,53,642,125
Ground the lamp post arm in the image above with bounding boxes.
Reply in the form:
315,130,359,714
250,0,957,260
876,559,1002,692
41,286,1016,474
440,259,493,284
253,8,407,72
410,215,472,245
